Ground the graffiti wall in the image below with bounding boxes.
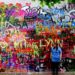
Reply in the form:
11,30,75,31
0,1,75,72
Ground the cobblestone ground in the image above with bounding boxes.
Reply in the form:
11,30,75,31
0,72,75,75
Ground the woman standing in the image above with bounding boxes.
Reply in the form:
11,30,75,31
51,43,62,75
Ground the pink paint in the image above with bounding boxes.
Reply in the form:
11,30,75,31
25,3,31,7
18,10,25,17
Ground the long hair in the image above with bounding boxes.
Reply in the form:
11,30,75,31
53,43,58,50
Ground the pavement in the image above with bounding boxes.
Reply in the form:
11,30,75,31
0,72,75,75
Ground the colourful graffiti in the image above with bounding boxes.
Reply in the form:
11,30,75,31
0,1,75,72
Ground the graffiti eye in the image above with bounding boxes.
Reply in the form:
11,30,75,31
71,12,75,15
69,10,75,16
